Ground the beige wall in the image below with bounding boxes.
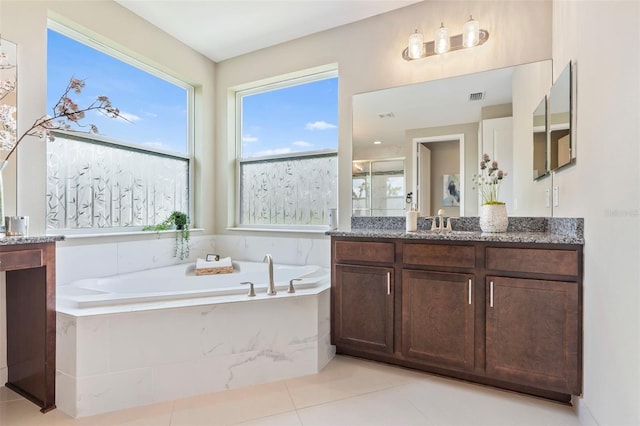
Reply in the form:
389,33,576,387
215,0,553,232
552,1,640,424
426,140,460,217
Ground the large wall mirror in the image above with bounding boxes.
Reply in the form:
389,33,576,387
353,60,553,218
0,37,17,218
549,62,573,171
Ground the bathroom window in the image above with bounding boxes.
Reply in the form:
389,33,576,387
45,23,193,231
236,69,338,229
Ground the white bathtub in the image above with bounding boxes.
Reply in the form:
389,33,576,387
55,260,334,417
58,260,329,309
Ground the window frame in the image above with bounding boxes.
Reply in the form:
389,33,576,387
234,68,338,231
46,20,195,233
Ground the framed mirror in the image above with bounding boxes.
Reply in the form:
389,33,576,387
549,62,573,171
352,60,553,218
532,96,548,180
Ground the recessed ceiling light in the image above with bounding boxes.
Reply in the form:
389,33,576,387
373,140,382,145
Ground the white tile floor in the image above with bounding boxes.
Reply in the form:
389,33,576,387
0,356,581,425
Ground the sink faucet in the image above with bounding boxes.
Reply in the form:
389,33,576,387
431,209,446,230
263,254,276,295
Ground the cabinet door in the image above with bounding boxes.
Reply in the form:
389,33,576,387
401,269,475,370
334,264,394,354
486,276,580,394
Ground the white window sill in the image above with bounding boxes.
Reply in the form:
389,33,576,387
227,226,331,235
48,228,204,240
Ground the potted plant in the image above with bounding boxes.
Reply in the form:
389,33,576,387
472,154,508,233
143,211,190,260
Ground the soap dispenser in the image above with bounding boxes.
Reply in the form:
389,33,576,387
406,204,419,232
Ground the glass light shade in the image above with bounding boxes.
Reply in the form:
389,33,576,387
434,23,450,54
463,16,480,47
408,30,424,59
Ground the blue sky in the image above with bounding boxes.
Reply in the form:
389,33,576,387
241,77,338,158
48,29,338,158
47,29,188,154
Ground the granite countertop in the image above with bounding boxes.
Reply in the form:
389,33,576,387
327,229,583,245
328,216,584,245
0,235,65,245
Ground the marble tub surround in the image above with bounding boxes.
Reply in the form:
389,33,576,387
56,288,333,417
347,216,583,244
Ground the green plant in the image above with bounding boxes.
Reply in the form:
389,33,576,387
472,153,508,205
143,211,190,260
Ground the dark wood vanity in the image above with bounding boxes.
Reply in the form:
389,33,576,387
331,234,583,402
2,238,61,412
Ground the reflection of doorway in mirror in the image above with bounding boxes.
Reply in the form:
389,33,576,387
414,136,463,217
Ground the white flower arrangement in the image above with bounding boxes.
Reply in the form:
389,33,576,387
472,153,508,205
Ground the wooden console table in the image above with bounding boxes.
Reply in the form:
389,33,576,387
2,237,62,413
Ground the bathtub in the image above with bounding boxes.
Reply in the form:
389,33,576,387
57,260,329,309
55,260,334,417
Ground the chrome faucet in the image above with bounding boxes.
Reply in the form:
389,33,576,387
263,254,276,295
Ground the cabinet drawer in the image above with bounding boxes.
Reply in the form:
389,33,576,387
486,247,578,277
0,249,43,271
403,243,475,269
334,240,395,264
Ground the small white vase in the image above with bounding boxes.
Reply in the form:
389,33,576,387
479,203,508,233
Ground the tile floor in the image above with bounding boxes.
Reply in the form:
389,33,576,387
0,355,581,425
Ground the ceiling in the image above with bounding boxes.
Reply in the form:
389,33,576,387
352,66,516,151
115,0,422,62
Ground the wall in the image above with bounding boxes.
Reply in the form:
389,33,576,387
551,1,640,424
0,0,216,384
215,0,553,233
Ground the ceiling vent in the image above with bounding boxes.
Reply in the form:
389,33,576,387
468,92,485,101
377,112,395,118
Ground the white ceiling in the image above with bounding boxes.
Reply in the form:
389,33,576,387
353,66,517,151
115,0,421,62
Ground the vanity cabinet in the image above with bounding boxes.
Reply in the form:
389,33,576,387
484,246,582,395
401,269,474,370
332,240,395,355
330,236,583,403
3,240,59,413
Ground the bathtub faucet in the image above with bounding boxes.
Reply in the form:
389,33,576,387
263,254,277,296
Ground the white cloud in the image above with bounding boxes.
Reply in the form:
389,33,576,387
243,134,259,143
118,111,142,123
142,141,167,150
143,111,158,118
293,140,313,147
305,120,336,131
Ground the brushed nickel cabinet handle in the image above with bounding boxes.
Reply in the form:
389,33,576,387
490,281,494,308
387,272,391,295
468,279,472,305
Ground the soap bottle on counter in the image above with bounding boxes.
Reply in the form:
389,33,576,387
406,204,419,232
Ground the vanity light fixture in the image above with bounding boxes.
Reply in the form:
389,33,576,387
402,15,489,61
408,30,424,59
434,23,450,54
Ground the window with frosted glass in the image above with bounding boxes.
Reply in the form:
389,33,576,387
237,71,338,227
46,24,192,231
